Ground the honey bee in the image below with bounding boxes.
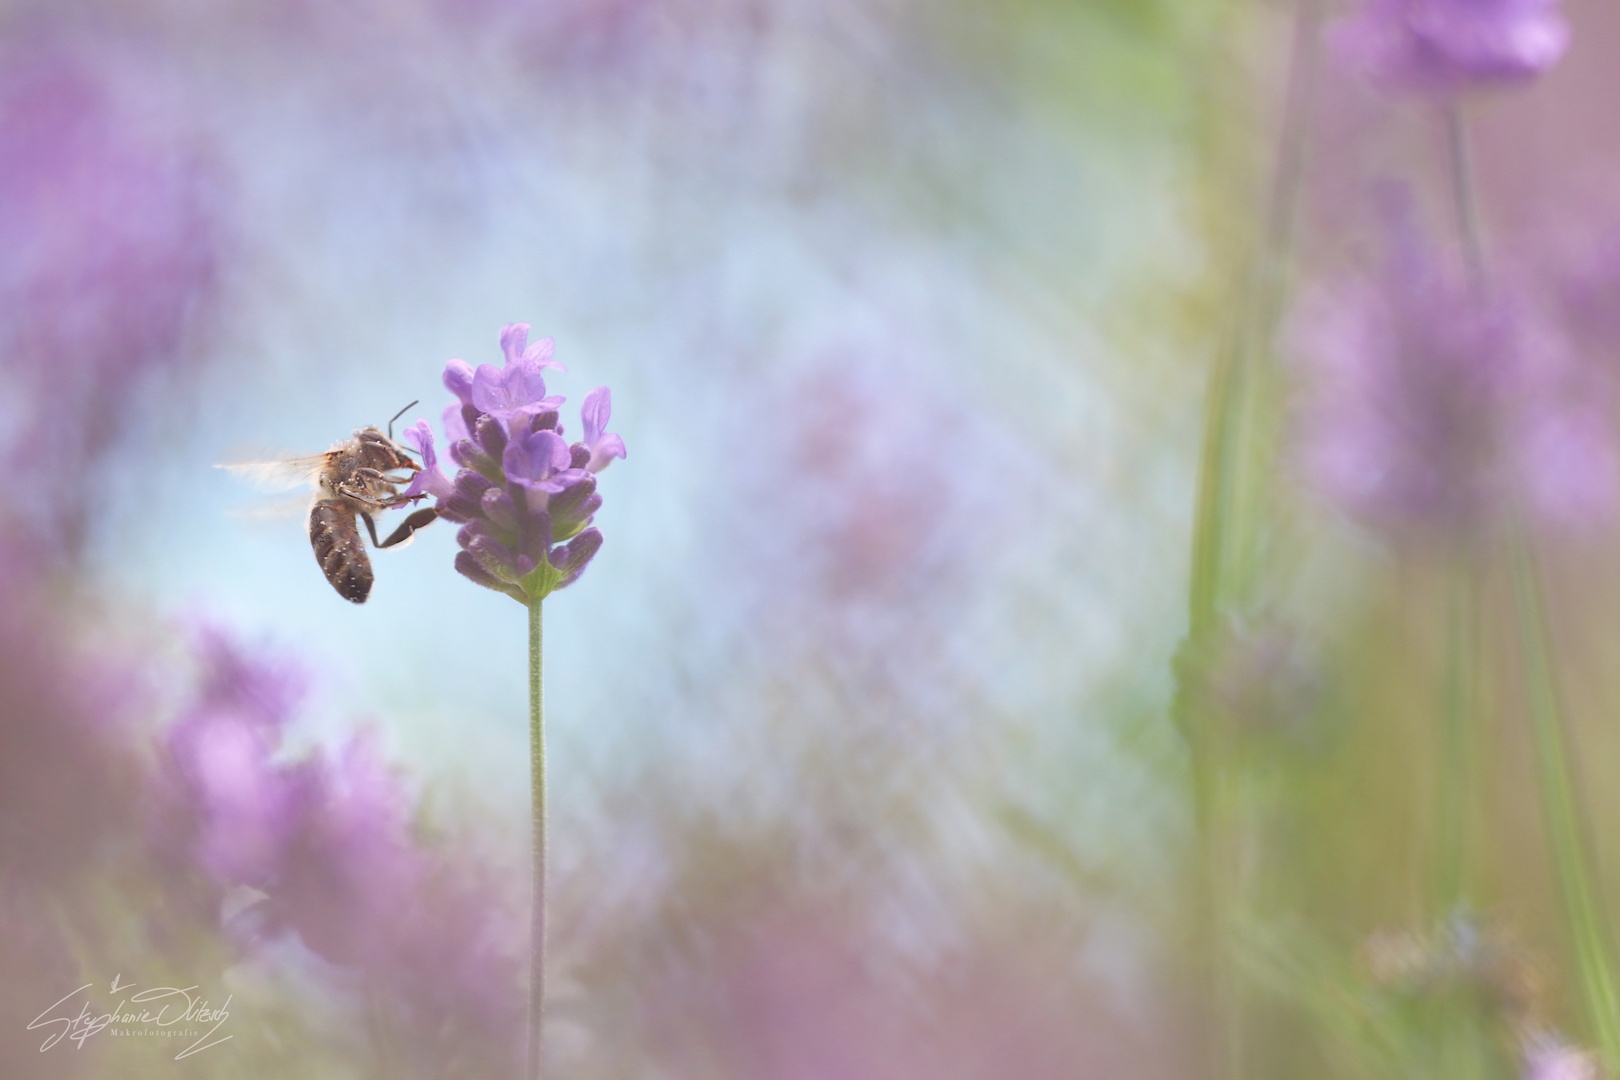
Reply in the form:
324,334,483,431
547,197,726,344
221,403,439,603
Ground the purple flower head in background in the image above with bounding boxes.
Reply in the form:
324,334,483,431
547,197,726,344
0,47,223,560
1330,0,1569,95
162,627,523,1072
1292,188,1615,537
411,324,624,603
165,628,308,889
1521,1034,1598,1080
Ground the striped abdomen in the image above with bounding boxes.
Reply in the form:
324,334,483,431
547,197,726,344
308,499,373,603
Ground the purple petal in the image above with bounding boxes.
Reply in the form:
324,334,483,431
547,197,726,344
443,359,475,404
500,361,553,410
470,364,510,414
580,386,627,472
400,420,456,500
521,336,561,371
582,386,612,445
443,402,472,447
502,428,572,485
499,323,530,366
587,433,627,474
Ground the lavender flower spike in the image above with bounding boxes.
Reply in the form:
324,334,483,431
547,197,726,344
1331,0,1570,95
415,325,625,605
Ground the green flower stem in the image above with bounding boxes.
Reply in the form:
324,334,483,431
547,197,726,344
1180,5,1319,1079
1434,560,1476,911
527,597,548,1080
1443,102,1485,288
1512,531,1620,1068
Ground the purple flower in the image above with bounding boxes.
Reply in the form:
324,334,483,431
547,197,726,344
500,321,562,372
1331,0,1569,95
444,358,476,404
415,325,625,603
164,629,307,889
0,49,223,558
162,628,524,1074
1521,1035,1598,1080
580,386,628,472
503,428,586,497
1291,193,1614,535
466,322,566,432
400,419,457,500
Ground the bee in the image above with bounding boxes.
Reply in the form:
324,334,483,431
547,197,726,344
221,403,439,603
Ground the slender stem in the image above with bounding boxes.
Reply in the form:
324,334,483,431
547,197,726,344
1512,531,1620,1068
1443,102,1486,289
1179,5,1320,1079
1434,559,1475,911
1186,0,1319,635
527,598,547,1080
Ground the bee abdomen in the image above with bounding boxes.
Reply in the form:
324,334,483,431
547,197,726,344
308,500,373,604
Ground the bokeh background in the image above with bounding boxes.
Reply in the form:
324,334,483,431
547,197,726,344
8,0,1620,1078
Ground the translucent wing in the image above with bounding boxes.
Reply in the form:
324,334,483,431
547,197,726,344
225,493,315,522
215,453,333,492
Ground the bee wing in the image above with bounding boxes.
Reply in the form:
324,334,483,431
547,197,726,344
225,493,316,523
215,453,333,492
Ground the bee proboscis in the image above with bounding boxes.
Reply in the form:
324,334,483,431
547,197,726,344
219,404,439,603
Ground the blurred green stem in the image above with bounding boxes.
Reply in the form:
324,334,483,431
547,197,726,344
1185,0,1317,639
1512,531,1620,1068
1443,103,1485,287
1434,561,1475,910
1182,2,1319,1078
528,598,548,1080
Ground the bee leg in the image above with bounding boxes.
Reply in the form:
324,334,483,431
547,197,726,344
337,483,394,508
378,507,439,549
360,512,384,548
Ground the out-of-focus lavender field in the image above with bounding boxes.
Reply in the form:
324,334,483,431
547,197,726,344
7,0,1620,1077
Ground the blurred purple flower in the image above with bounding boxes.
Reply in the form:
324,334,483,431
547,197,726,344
163,627,522,1072
1291,193,1615,536
414,325,624,604
1522,1034,1598,1080
162,628,307,889
0,46,223,558
1330,0,1569,95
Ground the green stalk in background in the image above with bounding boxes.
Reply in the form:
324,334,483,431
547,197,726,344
1433,560,1476,914
1512,533,1620,1069
1179,4,1319,1078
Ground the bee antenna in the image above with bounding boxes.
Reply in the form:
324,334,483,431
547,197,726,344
387,400,419,442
